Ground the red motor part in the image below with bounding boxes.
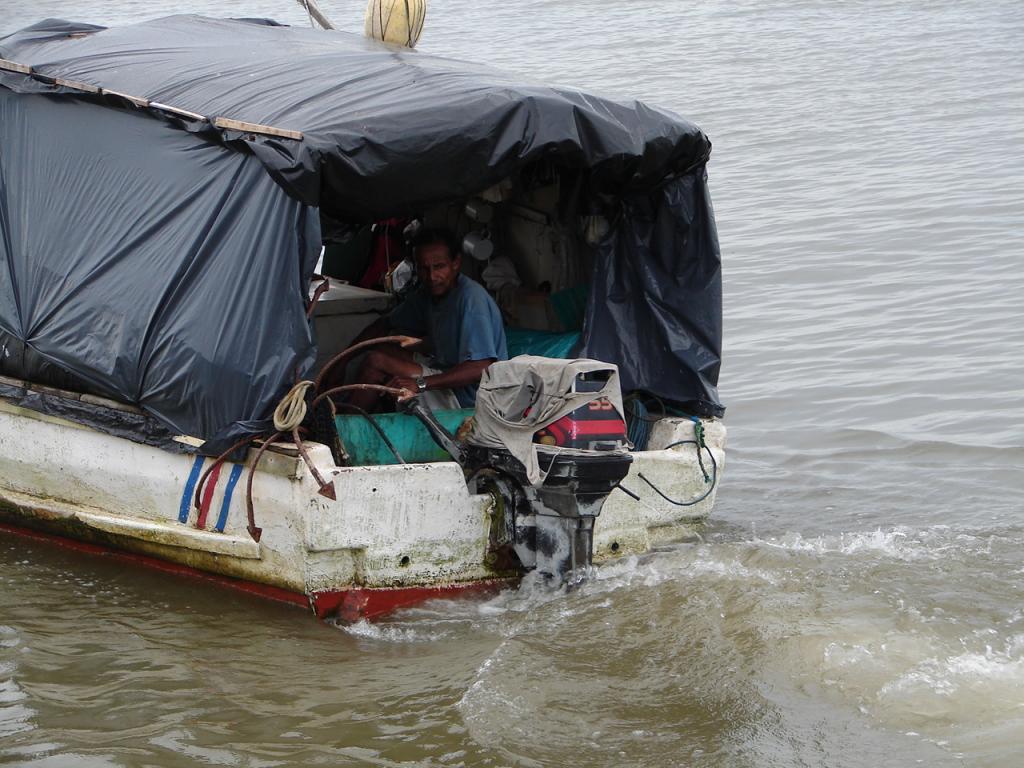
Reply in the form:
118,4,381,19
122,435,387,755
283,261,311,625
533,376,627,451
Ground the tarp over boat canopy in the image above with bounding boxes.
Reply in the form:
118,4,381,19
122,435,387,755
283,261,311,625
0,15,713,218
0,15,724,451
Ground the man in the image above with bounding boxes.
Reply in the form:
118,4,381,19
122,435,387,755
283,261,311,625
342,228,507,411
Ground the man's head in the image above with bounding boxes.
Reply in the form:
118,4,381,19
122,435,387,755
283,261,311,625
413,228,461,298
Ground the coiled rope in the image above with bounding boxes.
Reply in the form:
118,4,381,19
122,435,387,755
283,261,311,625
273,380,315,432
229,337,419,541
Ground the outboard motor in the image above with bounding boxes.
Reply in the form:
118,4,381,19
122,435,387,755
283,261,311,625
405,356,632,584
468,439,632,584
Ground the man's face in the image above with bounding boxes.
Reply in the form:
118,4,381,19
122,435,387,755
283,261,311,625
415,242,460,298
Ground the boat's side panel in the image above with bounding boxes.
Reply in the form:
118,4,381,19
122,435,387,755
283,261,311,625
303,462,497,591
596,418,726,558
0,399,501,597
0,401,310,591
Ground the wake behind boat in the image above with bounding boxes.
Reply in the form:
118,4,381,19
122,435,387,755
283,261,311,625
0,15,726,621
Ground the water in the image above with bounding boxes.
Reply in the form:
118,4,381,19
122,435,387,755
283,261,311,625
2,1,1023,765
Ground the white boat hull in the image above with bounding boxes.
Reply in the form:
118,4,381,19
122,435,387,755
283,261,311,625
0,386,725,620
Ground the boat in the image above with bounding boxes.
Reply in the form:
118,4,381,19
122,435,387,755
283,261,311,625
0,15,726,621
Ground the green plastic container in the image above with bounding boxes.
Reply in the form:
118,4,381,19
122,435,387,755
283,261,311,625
335,409,474,466
505,328,580,359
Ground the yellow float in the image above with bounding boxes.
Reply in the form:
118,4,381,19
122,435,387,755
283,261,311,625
364,0,427,48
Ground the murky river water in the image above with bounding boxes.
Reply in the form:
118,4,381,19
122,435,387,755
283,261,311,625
2,1,1023,765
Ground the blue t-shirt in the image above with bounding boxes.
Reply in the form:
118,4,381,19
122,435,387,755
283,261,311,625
387,274,508,406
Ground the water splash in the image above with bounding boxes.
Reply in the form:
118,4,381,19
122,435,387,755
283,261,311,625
339,618,451,643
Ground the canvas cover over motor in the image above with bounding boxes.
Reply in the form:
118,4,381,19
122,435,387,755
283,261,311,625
463,357,633,581
470,356,627,484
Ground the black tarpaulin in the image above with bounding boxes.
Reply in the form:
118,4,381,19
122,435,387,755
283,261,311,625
0,89,319,449
0,15,712,219
0,14,723,449
580,171,724,418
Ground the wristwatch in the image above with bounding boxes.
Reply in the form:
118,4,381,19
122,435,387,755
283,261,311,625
415,375,428,392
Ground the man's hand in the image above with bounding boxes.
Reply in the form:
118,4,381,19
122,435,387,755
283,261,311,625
386,375,417,401
385,359,496,404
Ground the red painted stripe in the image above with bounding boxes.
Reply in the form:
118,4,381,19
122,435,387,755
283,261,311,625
0,521,310,610
195,462,222,530
561,419,627,437
0,521,515,622
545,421,568,443
311,580,512,622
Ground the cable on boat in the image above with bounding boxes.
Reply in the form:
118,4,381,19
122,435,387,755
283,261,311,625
292,426,337,499
637,451,716,508
236,339,422,532
613,482,640,501
194,372,356,529
194,381,331,534
311,383,412,409
245,431,286,542
271,381,336,497
293,0,334,29
616,420,718,508
622,393,666,450
334,402,406,465
306,274,331,319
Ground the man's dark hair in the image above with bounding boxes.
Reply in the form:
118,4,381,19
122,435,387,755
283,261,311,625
412,227,457,260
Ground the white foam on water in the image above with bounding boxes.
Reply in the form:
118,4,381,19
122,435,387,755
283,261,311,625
756,527,941,560
586,546,781,595
878,636,1024,705
807,623,1024,742
0,625,19,650
339,618,450,643
440,571,575,627
751,524,1020,564
684,548,783,584
687,523,1024,762
455,637,545,751
354,544,785,642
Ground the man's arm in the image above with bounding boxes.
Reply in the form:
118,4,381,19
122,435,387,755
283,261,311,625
389,358,494,398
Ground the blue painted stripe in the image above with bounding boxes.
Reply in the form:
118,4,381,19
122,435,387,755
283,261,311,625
215,463,244,533
178,455,206,524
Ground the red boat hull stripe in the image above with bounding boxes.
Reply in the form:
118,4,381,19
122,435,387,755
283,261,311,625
0,521,508,621
195,462,222,530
